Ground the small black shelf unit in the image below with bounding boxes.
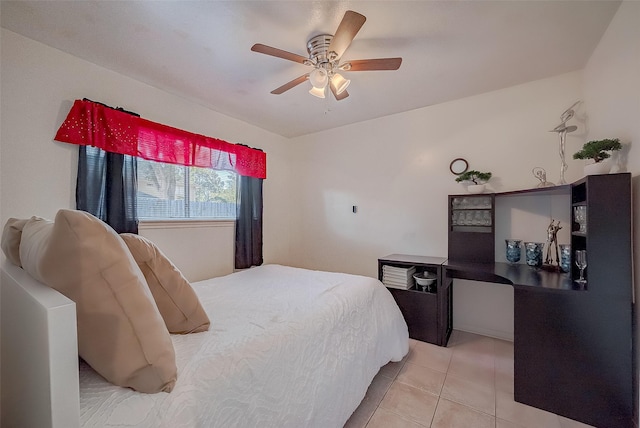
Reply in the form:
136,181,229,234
378,254,450,346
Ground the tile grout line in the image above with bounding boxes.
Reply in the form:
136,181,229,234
430,395,442,427
364,350,409,428
364,376,394,428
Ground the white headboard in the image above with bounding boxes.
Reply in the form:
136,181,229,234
1,260,80,428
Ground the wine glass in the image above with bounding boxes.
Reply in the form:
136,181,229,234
574,206,587,233
483,210,491,226
575,250,587,283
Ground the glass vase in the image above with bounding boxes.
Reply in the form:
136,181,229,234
505,239,522,264
559,244,571,273
524,242,544,267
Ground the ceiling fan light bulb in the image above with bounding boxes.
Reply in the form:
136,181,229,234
309,68,328,88
309,86,326,99
332,73,350,95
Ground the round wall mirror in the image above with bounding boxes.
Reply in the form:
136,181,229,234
449,158,469,175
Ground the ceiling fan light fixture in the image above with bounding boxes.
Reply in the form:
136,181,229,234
309,86,326,99
331,73,350,95
309,68,328,89
251,10,402,101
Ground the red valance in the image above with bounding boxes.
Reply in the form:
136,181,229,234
54,99,266,179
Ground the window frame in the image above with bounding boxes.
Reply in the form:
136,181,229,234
136,159,238,221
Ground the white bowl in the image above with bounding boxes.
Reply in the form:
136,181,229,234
413,272,436,286
467,184,486,194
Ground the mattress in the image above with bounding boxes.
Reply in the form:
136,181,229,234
79,265,409,427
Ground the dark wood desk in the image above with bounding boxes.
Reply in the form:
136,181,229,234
381,174,633,428
443,260,581,291
442,260,631,428
443,261,634,427
380,255,631,427
444,174,633,428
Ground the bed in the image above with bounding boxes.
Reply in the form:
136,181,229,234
1,260,409,428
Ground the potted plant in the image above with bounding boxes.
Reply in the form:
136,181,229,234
573,138,621,175
455,170,492,193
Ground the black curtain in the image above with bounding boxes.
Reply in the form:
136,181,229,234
76,146,139,234
235,175,263,269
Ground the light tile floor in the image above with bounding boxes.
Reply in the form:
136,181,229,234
344,330,595,428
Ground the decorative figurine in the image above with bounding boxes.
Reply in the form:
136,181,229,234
550,101,581,185
532,167,554,188
544,219,562,268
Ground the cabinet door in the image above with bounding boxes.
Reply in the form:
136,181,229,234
448,194,495,262
437,275,453,346
388,288,438,344
514,287,632,428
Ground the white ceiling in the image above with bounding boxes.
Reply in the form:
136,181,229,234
1,1,620,138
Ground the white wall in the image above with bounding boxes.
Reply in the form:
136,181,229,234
139,221,235,282
290,71,585,340
581,0,640,422
0,30,294,276
291,72,585,275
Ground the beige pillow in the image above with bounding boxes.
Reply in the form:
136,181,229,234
19,217,55,284
121,233,210,334
20,210,177,393
1,217,30,267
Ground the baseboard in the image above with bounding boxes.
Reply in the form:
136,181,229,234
454,324,514,342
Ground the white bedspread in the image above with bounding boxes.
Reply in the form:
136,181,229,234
79,265,409,427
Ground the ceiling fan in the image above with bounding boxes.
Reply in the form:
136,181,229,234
251,10,402,101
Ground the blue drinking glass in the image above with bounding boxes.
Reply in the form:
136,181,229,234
559,244,571,273
525,242,544,267
505,239,522,264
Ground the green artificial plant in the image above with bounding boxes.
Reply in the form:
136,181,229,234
455,170,492,185
573,138,622,163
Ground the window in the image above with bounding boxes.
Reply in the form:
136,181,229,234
137,158,237,220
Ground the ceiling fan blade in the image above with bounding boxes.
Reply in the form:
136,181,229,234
271,74,309,94
328,10,366,59
251,44,309,65
341,58,403,71
330,81,349,101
